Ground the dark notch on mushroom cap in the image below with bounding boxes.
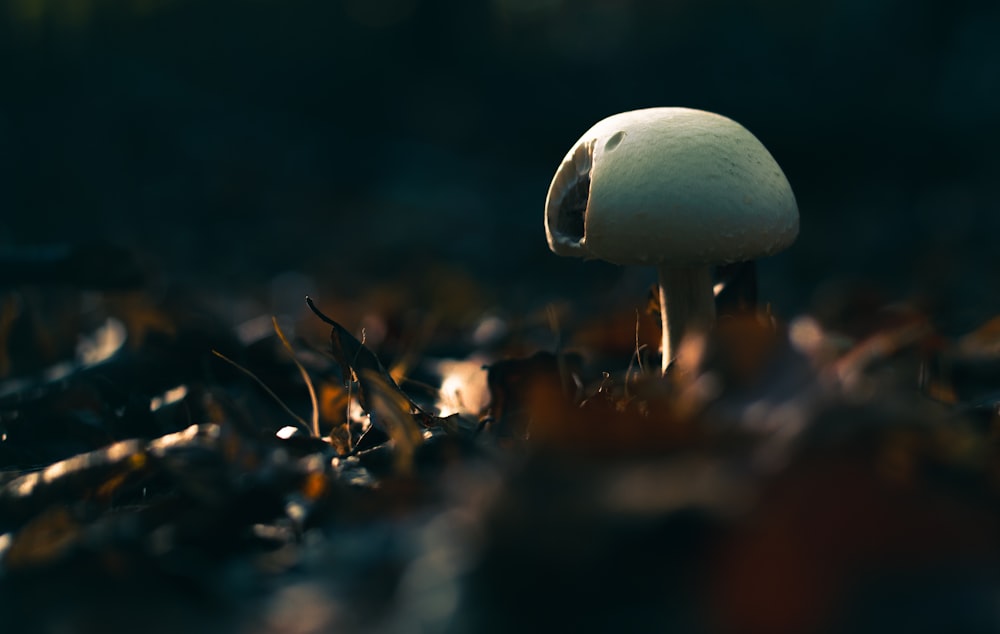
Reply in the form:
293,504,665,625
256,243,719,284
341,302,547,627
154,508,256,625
556,170,590,242
546,139,595,253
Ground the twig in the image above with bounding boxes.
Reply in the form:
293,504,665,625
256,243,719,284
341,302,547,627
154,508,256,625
211,349,313,436
271,317,320,438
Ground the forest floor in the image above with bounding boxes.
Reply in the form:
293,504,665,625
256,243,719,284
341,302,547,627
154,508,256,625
0,245,997,634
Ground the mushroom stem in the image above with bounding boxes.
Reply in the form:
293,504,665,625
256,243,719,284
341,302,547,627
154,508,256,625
657,264,716,374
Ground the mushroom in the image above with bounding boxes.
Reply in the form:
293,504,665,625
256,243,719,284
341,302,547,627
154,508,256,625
544,107,799,374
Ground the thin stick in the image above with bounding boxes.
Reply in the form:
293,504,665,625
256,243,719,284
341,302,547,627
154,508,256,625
211,349,313,436
624,308,648,398
272,316,320,438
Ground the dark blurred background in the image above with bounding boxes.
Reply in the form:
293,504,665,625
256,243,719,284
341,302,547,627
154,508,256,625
1,0,998,331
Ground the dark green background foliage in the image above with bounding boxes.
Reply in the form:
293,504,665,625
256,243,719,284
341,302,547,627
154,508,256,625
1,0,998,324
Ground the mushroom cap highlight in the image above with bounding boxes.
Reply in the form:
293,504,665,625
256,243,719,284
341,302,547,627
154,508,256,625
545,107,799,266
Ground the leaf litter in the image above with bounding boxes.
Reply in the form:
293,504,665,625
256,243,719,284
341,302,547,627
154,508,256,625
0,263,996,633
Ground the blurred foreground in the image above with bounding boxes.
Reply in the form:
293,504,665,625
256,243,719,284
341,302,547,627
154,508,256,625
0,260,998,633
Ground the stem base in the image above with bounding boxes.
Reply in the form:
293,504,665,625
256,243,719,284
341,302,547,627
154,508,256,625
658,264,716,374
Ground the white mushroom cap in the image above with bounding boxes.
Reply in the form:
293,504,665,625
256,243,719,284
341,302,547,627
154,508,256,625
545,107,799,266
